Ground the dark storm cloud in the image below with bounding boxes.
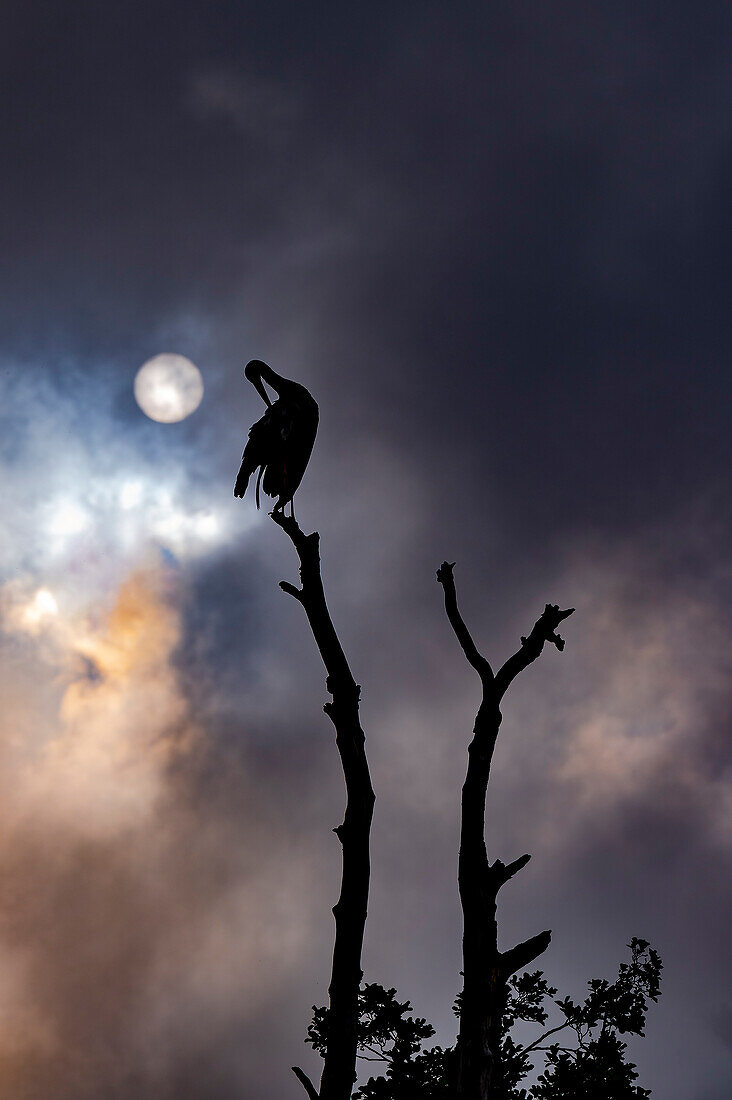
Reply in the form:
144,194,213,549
1,2,731,1098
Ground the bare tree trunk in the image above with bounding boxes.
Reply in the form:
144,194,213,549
436,562,573,1100
273,512,375,1100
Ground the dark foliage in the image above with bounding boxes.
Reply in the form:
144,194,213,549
306,941,662,1099
307,984,452,1099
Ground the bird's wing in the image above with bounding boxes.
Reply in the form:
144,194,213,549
262,397,318,499
235,392,318,503
234,404,281,498
246,404,288,458
235,401,294,500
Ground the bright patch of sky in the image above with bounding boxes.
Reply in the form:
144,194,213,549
0,362,256,624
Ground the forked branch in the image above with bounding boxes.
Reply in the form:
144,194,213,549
500,929,553,978
436,561,494,684
437,561,572,1100
494,603,574,700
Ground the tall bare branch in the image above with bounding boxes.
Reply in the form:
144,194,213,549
437,561,573,1100
273,511,375,1100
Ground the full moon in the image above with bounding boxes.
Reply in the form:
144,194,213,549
134,354,204,423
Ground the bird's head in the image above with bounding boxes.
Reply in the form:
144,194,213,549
244,360,273,406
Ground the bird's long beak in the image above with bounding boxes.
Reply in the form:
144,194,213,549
245,362,273,406
253,375,272,407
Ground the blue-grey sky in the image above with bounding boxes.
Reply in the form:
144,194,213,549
0,3,730,1097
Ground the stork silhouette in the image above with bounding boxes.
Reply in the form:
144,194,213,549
234,360,319,516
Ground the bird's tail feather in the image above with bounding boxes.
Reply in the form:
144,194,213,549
255,466,264,509
234,456,253,499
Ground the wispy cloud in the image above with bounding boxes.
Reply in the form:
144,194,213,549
189,68,304,144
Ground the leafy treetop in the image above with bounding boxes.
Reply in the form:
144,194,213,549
305,940,662,1099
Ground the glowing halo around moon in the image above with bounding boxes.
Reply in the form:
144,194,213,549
134,354,204,423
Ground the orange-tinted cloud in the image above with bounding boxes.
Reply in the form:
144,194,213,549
0,565,319,1099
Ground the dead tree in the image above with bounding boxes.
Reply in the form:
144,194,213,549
272,511,375,1100
436,562,573,1100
